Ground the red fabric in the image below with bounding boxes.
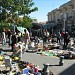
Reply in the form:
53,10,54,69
35,68,38,72
61,32,65,36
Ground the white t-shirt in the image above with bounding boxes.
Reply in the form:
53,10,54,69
2,32,6,39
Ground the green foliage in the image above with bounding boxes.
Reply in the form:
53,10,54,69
17,16,32,28
0,0,38,28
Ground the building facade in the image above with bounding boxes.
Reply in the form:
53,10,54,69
47,0,75,33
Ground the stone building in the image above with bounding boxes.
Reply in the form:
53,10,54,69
47,0,75,33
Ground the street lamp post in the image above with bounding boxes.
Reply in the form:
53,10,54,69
63,12,67,32
41,24,44,51
63,19,66,32
51,22,53,34
11,23,15,32
72,9,75,25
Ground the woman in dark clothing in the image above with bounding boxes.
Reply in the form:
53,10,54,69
7,30,11,47
11,32,17,52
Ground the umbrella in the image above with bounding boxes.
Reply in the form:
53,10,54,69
17,27,29,36
17,27,28,34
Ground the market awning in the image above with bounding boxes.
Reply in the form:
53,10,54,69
43,24,51,29
43,23,56,29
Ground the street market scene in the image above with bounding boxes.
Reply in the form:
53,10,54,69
0,0,75,75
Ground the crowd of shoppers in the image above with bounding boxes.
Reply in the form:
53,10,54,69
43,29,71,50
0,28,30,52
0,27,71,53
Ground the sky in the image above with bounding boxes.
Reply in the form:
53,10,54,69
29,0,70,22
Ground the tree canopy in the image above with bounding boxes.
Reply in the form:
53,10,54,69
0,0,38,29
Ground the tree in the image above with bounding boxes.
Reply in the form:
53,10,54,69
0,0,38,29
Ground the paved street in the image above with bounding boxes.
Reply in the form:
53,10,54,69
0,43,75,75
22,52,75,75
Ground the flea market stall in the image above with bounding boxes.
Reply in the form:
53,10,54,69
0,48,43,75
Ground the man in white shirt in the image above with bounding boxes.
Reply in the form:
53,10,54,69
2,29,6,46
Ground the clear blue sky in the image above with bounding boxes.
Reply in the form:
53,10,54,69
29,0,70,22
